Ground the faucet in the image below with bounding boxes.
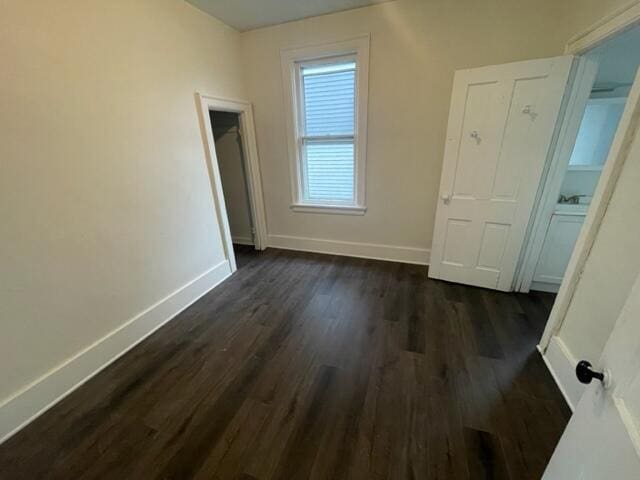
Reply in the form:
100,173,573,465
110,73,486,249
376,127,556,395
558,194,589,204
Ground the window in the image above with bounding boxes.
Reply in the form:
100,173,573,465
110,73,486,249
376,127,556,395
300,60,356,203
281,36,369,215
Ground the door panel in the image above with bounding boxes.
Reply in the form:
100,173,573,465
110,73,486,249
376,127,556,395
477,222,509,270
543,272,640,479
453,81,503,197
443,219,472,266
430,56,575,291
533,214,585,284
493,76,547,199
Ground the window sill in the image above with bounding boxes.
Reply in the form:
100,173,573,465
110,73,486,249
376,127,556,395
290,204,367,216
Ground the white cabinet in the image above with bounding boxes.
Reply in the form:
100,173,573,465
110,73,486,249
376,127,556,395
531,210,585,291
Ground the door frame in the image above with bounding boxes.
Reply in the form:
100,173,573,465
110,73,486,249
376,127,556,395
564,0,640,55
515,58,598,293
195,93,269,268
537,1,640,352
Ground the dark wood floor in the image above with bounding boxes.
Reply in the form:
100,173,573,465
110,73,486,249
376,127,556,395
0,246,570,479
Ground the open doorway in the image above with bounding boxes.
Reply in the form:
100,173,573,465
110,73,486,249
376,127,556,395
210,110,256,260
517,25,640,293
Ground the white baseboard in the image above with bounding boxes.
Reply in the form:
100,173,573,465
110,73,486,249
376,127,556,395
537,337,584,411
268,234,430,265
232,235,254,246
0,260,232,444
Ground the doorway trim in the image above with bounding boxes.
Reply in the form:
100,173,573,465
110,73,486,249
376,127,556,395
195,93,269,269
515,58,598,294
565,0,640,55
537,2,640,352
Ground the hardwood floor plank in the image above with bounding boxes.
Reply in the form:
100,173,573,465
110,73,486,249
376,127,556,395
464,427,510,480
272,365,339,480
463,287,505,360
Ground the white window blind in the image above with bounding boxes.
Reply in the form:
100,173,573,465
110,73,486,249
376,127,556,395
299,60,356,203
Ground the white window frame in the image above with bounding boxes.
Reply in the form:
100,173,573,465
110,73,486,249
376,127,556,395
281,35,370,215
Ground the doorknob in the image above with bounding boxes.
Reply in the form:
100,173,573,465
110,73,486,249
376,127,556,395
575,360,605,385
441,193,451,205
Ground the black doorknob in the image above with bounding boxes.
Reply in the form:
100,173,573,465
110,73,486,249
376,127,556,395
575,360,605,385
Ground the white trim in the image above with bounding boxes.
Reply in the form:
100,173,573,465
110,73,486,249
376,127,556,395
567,165,603,172
540,68,640,350
530,281,560,293
196,93,269,255
553,204,589,216
231,235,255,246
588,96,629,106
614,396,640,458
538,337,584,411
0,260,232,444
537,344,575,412
565,0,640,54
290,203,366,215
281,35,370,212
516,58,599,293
268,234,430,265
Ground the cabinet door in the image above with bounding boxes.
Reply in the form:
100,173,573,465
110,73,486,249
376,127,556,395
533,214,585,284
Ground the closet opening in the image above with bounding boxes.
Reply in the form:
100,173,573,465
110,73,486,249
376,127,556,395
197,94,267,274
209,110,257,264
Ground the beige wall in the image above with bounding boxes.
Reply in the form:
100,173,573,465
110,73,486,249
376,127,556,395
239,0,571,251
559,0,634,43
0,0,245,402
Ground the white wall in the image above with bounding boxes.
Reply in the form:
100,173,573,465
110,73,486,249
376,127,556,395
0,0,245,438
239,0,571,260
211,112,254,244
568,100,626,169
560,170,602,198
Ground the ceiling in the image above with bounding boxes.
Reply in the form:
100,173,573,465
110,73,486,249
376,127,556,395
186,0,395,31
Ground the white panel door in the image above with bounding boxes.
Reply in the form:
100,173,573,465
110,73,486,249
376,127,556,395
429,56,574,291
543,270,640,479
